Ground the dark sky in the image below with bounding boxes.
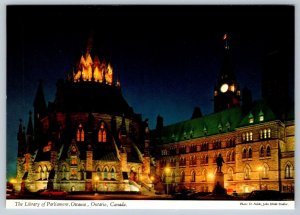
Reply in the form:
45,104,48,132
6,5,294,179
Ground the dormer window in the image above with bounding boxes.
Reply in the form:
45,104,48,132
249,113,254,124
76,123,84,142
218,123,223,132
98,122,107,143
259,110,264,122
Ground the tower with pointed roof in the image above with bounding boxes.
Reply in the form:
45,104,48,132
214,33,241,112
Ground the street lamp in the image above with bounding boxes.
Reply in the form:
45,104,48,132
164,167,170,195
257,167,262,190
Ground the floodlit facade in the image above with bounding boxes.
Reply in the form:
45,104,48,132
15,49,153,193
153,35,294,195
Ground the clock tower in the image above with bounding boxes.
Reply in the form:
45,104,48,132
214,33,240,112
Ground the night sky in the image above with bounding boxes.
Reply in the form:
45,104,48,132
6,5,294,180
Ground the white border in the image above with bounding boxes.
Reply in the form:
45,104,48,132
1,1,299,215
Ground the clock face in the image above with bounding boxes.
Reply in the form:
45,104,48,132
220,83,229,93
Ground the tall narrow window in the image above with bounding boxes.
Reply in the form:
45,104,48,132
263,129,267,139
98,122,107,143
249,132,253,141
260,146,265,157
180,171,185,182
248,148,252,158
231,151,235,161
267,128,271,138
285,164,292,179
246,132,249,141
111,168,116,180
228,168,233,181
76,123,84,142
263,164,269,179
244,166,250,180
191,171,196,182
260,130,263,139
202,169,207,181
266,146,271,157
242,148,247,159
104,167,108,180
97,167,101,178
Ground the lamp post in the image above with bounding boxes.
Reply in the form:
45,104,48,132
165,167,170,195
257,167,262,190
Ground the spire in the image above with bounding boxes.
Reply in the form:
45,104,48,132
33,80,47,119
26,111,34,136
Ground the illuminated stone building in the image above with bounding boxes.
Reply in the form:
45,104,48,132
15,48,153,193
153,35,294,195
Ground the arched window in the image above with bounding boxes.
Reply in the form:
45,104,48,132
244,166,251,180
76,123,84,142
260,146,265,157
242,148,247,159
228,168,234,181
205,155,209,164
263,164,269,179
103,167,108,180
231,151,235,161
285,164,293,179
98,122,107,143
180,171,185,182
248,148,252,158
111,167,116,180
266,146,271,157
191,171,196,182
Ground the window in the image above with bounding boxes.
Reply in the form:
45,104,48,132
76,123,84,142
96,167,101,178
171,171,176,183
249,113,254,124
244,166,250,180
71,169,77,178
267,128,271,138
263,164,269,179
180,171,185,182
98,123,107,143
231,151,235,161
71,157,77,165
228,168,233,181
205,155,209,164
285,164,293,179
248,148,252,158
191,171,196,182
266,146,271,157
260,146,265,157
111,168,116,180
249,132,253,141
242,148,247,159
103,167,108,180
226,152,230,162
259,110,264,122
264,129,267,139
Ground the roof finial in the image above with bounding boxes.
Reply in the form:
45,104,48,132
223,33,229,50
